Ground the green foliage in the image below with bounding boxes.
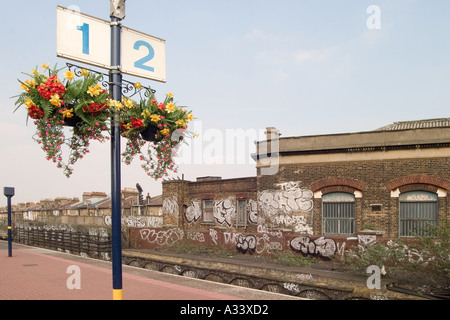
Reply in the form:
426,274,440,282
339,223,450,284
271,250,313,268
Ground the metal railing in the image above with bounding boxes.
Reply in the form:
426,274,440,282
13,226,112,260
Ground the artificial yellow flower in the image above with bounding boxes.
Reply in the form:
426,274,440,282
187,113,194,121
50,93,63,107
193,132,200,138
31,69,37,75
24,98,34,108
166,92,173,98
25,79,36,87
122,97,134,109
141,110,151,118
80,69,90,76
123,123,132,130
20,83,28,91
62,108,74,118
150,114,161,122
64,71,75,81
166,102,176,113
107,99,124,111
161,128,170,136
41,63,50,70
87,85,102,97
134,82,142,89
176,120,186,128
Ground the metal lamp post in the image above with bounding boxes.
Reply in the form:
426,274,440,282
110,0,125,301
4,187,15,257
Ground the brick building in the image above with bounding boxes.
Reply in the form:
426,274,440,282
160,118,450,241
254,118,450,238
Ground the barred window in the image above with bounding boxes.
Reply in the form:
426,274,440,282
399,191,438,237
322,192,355,235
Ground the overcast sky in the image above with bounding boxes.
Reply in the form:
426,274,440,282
1,0,449,205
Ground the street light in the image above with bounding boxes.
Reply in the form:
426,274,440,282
110,0,125,301
3,187,15,257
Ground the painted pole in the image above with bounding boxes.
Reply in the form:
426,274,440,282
110,0,125,300
4,187,15,257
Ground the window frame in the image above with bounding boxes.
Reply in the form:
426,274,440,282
202,199,214,223
322,192,356,236
399,191,438,237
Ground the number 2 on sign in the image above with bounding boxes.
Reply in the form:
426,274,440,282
76,23,156,72
133,40,155,72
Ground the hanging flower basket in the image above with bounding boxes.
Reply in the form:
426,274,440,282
140,124,160,142
14,63,196,180
119,90,195,179
14,63,111,177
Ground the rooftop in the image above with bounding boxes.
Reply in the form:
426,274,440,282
376,118,450,131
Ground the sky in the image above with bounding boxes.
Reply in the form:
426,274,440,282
1,0,449,205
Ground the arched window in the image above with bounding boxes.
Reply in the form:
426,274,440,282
399,191,438,237
322,192,355,235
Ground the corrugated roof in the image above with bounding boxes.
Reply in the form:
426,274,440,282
376,118,450,131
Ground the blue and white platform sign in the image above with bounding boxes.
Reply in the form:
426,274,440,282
57,6,166,83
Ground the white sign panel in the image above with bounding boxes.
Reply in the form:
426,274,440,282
57,6,111,69
56,6,166,83
121,26,166,83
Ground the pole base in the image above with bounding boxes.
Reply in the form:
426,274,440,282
113,289,123,300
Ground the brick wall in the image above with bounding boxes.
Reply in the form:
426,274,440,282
258,156,450,237
162,177,257,232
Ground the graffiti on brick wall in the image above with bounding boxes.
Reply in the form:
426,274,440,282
290,236,337,260
185,201,201,224
214,197,236,227
104,215,163,228
248,199,258,224
163,197,179,217
187,231,205,242
236,235,257,254
225,230,283,255
209,228,219,245
258,181,314,233
140,228,184,246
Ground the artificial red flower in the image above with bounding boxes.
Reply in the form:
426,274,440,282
131,117,144,129
28,105,44,119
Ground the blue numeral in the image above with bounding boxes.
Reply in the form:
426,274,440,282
134,40,155,72
77,23,90,55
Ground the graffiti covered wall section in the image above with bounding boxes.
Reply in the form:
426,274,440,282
129,227,385,261
258,181,314,234
181,181,314,233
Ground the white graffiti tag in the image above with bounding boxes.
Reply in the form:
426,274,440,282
214,197,236,227
290,236,337,260
185,201,201,224
163,198,179,216
140,228,184,246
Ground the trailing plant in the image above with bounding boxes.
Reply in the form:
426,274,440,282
14,64,110,177
119,90,195,179
14,63,195,180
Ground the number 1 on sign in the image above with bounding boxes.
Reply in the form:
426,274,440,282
77,23,90,55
